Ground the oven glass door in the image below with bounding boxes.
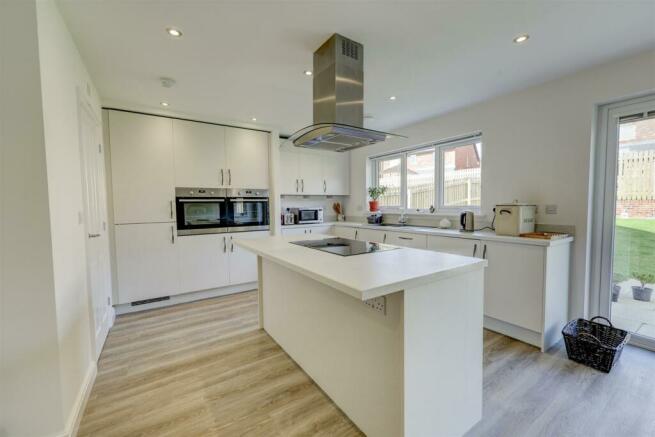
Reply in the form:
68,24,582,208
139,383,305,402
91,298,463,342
228,198,269,231
176,198,227,234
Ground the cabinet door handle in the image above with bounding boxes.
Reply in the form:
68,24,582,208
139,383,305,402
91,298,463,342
228,169,231,185
483,244,487,259
296,179,299,192
398,236,413,240
323,180,327,193
171,226,175,244
220,169,224,186
169,200,174,219
355,230,358,240
223,236,227,253
301,179,304,192
309,229,312,234
383,233,387,243
88,233,101,238
472,243,478,257
230,236,234,252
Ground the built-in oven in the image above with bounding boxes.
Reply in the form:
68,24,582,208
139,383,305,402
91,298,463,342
227,188,269,232
176,187,228,235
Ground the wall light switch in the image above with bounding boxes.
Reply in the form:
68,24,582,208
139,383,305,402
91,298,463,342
545,204,558,215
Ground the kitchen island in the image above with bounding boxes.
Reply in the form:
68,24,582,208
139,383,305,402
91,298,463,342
235,235,487,437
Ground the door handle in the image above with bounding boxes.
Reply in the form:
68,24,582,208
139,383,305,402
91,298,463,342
483,244,487,259
230,236,234,252
220,169,224,186
355,230,358,240
323,180,327,193
171,226,175,244
398,236,413,240
472,243,478,257
88,233,101,238
296,179,299,192
301,179,304,192
169,200,174,219
228,169,231,185
383,233,387,243
223,236,227,253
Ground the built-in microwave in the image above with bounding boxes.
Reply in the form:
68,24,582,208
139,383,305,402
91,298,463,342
176,188,228,235
289,207,323,224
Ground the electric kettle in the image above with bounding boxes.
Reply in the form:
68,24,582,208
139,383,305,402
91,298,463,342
460,211,475,232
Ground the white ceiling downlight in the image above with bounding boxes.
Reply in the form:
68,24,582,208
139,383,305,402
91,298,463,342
513,33,530,44
160,101,169,107
166,27,183,37
389,96,397,101
304,70,313,76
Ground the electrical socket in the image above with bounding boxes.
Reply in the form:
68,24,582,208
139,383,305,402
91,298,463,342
545,204,558,215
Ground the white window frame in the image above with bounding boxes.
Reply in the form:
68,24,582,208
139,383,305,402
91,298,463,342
436,138,482,214
369,134,482,214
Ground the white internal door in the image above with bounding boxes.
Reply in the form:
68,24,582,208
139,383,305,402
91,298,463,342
79,99,113,359
225,127,269,189
173,119,226,188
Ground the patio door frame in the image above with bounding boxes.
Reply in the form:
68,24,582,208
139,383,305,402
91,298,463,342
590,93,655,351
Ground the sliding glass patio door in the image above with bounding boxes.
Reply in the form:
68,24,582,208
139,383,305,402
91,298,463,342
596,94,655,350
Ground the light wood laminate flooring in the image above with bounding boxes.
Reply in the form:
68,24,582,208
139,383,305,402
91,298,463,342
79,291,655,437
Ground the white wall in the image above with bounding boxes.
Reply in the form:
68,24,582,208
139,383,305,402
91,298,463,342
1,1,104,436
347,49,655,319
0,1,65,435
36,0,104,430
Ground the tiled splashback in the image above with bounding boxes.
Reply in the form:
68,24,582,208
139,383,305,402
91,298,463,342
280,195,348,221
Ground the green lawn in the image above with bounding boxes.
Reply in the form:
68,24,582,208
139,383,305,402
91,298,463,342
614,218,655,282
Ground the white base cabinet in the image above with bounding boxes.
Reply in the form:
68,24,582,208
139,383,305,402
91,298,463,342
280,225,333,236
177,234,230,293
114,223,179,304
228,231,269,284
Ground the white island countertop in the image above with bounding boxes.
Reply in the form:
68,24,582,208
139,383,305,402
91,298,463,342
235,234,487,301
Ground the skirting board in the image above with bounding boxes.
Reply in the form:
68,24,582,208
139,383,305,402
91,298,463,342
51,362,97,437
484,316,542,350
114,282,257,315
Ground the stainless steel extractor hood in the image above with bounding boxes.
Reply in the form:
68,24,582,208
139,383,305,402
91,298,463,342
288,33,404,152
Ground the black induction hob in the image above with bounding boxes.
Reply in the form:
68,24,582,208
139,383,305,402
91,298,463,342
290,237,398,257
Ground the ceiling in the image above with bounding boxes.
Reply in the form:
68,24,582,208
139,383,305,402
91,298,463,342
58,0,655,135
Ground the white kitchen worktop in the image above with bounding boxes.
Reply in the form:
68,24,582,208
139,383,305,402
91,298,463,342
235,234,487,301
295,221,574,247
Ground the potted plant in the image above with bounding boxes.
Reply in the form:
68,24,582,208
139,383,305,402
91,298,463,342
612,272,627,302
368,186,387,212
631,272,655,302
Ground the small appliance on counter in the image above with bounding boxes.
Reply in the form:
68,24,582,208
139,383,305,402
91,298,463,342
289,207,323,224
495,202,536,236
282,209,296,225
460,211,475,232
367,211,383,224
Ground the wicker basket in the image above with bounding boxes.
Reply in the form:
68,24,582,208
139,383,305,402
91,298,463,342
562,316,630,373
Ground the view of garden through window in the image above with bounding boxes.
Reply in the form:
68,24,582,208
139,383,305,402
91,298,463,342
443,142,481,208
612,116,655,337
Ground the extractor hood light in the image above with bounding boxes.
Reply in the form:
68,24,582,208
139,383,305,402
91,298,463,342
513,33,530,44
166,27,183,38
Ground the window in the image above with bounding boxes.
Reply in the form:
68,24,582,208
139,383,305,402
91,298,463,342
375,155,402,207
370,135,482,212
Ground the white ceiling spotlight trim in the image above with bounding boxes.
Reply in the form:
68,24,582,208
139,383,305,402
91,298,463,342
160,77,176,88
389,96,397,101
166,27,183,37
304,70,313,76
160,102,169,107
513,33,530,44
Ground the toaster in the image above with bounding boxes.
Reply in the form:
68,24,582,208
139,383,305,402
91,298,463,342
495,203,536,236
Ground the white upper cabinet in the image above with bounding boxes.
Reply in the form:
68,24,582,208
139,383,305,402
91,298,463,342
173,119,226,188
225,127,269,189
279,146,350,195
108,111,175,224
323,152,350,195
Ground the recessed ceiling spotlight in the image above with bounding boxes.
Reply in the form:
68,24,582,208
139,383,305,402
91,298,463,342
251,117,257,122
513,33,530,44
304,70,313,76
166,27,183,38
160,101,169,107
389,96,397,101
